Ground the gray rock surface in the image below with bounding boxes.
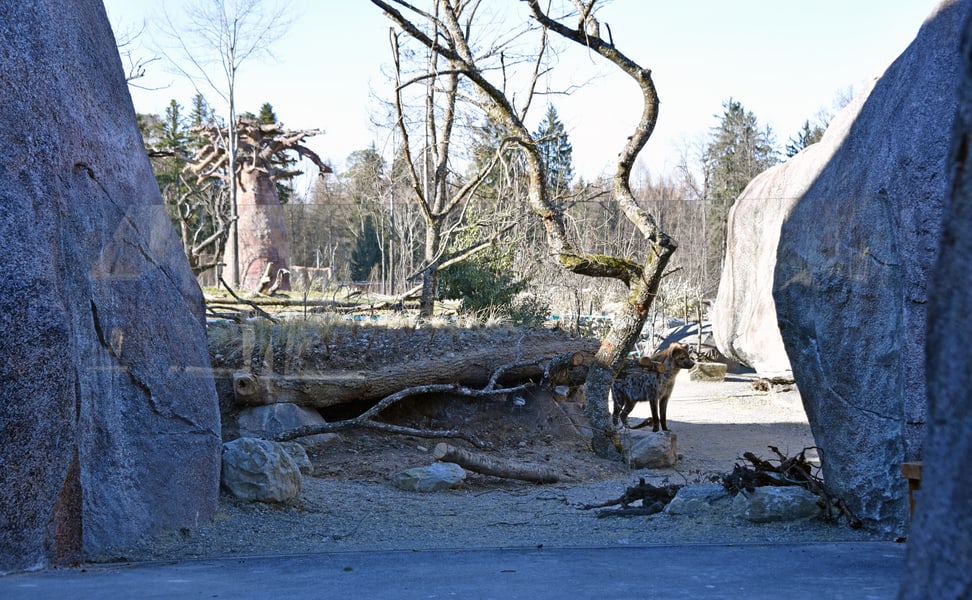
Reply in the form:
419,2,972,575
622,430,677,469
664,484,731,516
0,0,220,575
237,403,338,449
221,438,302,502
732,487,822,523
901,6,972,595
711,140,832,380
392,462,466,492
770,0,970,535
278,441,314,476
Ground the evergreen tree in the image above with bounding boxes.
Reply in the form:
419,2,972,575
160,99,189,153
785,119,825,157
258,102,277,124
701,98,780,291
350,214,382,282
704,98,779,205
533,104,574,195
187,94,216,148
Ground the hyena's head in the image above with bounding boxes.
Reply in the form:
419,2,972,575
666,343,696,370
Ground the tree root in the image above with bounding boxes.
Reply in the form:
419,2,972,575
583,477,681,518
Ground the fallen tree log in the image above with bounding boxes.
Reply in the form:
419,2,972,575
230,338,598,408
432,442,560,483
273,360,545,448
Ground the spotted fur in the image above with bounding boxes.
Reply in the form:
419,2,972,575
611,343,695,432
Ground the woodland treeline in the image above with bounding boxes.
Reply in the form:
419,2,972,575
140,94,830,325
132,0,840,326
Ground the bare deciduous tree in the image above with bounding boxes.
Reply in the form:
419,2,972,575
155,0,294,288
372,0,677,458
387,20,512,317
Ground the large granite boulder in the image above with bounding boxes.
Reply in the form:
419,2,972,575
0,1,221,574
772,0,971,535
711,140,833,380
901,11,972,595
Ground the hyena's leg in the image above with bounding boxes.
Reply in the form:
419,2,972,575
658,393,669,431
611,380,638,428
610,384,625,427
649,395,661,432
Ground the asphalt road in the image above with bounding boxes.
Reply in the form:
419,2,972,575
0,541,906,600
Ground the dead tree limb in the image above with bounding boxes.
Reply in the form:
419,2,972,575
582,477,681,518
432,442,559,483
230,335,599,408
219,276,278,322
722,446,863,528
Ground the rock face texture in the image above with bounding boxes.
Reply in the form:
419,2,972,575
711,141,833,380
771,0,972,535
221,438,302,503
0,1,221,574
901,11,972,596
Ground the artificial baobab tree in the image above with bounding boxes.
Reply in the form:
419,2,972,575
156,0,294,288
189,118,331,292
372,0,677,458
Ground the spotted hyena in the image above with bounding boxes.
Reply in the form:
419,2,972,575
611,343,695,432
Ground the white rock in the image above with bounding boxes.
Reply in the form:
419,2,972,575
665,484,731,516
689,362,728,382
622,430,677,469
732,486,821,523
277,441,314,476
392,462,466,492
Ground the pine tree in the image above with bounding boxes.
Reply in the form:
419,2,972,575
350,214,382,282
533,104,574,195
160,99,189,153
701,98,780,291
257,102,277,124
785,119,825,157
187,94,215,148
704,98,779,205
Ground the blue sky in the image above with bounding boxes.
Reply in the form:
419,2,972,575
103,0,940,193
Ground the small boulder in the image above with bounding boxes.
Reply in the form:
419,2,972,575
732,486,822,523
237,402,338,449
665,483,732,516
689,362,728,382
622,430,677,469
221,438,302,502
277,441,314,476
392,462,466,492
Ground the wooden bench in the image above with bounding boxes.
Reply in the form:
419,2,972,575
900,461,922,518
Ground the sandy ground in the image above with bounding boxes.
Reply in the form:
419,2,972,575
86,369,892,564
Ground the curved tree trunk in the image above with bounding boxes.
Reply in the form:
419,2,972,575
372,0,677,458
